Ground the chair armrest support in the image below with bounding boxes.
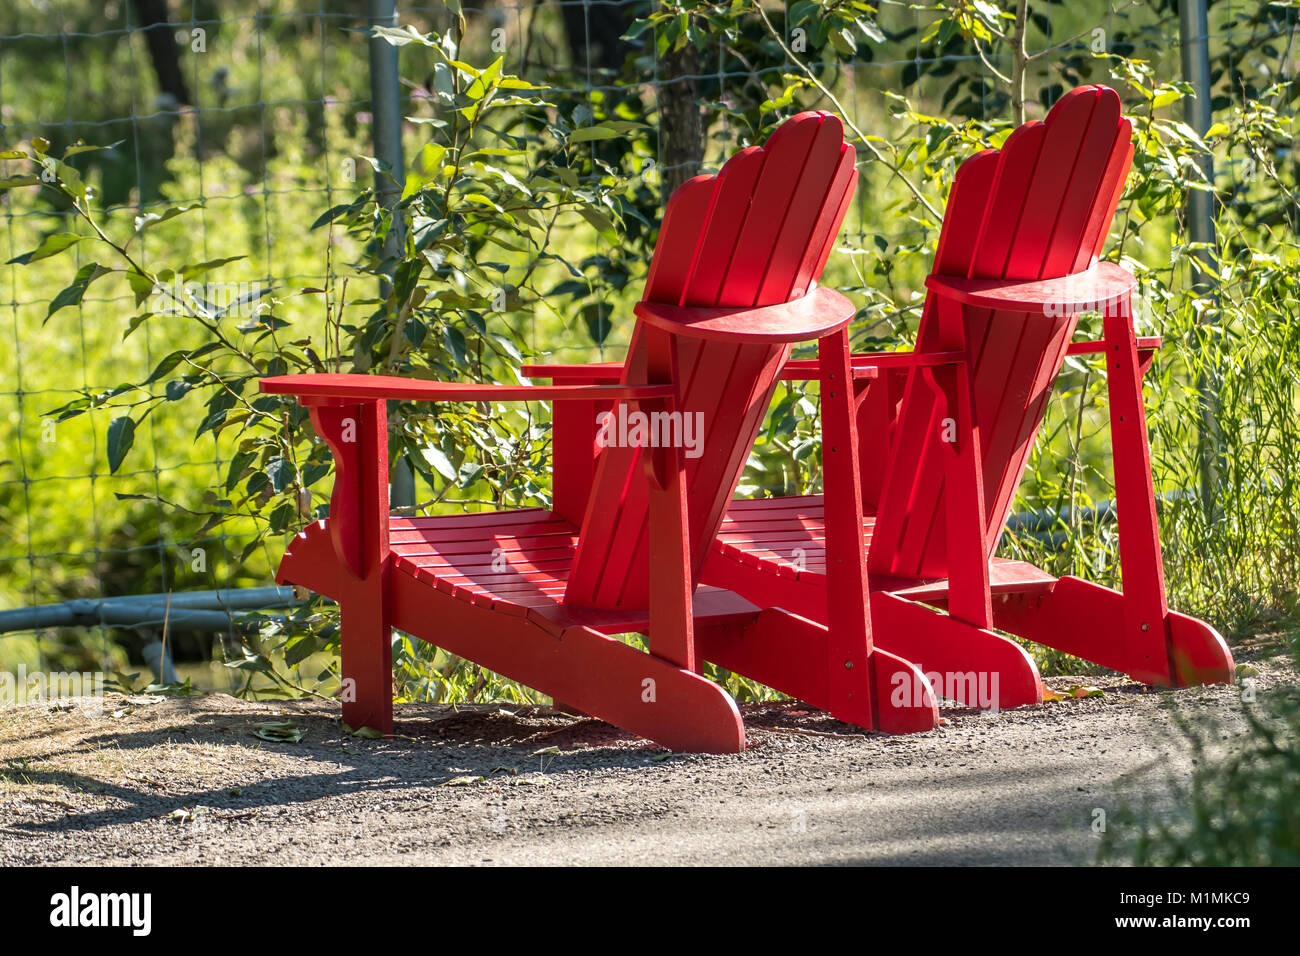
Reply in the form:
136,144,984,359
1066,336,1160,356
1068,335,1161,377
781,350,967,380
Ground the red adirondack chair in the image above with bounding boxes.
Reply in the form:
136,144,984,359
261,112,941,753
528,86,1235,709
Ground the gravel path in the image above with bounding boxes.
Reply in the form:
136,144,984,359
1,650,1288,866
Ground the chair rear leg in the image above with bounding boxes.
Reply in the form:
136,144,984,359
698,608,940,733
990,578,1234,686
1099,301,1233,686
871,591,1043,709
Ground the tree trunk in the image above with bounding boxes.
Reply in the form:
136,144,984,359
133,0,192,106
657,42,704,203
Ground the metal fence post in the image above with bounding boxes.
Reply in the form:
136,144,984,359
1179,0,1221,517
367,0,414,510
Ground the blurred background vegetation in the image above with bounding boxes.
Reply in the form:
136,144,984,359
0,0,1296,712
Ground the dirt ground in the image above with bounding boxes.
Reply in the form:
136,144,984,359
1,646,1292,866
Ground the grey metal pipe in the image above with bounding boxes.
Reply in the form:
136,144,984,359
366,0,415,512
0,587,301,635
97,587,297,611
1179,0,1218,266
367,0,406,228
1004,489,1194,537
1178,0,1222,516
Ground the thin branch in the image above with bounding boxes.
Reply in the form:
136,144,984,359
750,1,943,222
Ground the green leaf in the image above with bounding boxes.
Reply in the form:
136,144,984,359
311,200,363,230
284,634,318,668
420,445,457,480
576,206,618,242
132,202,202,237
266,456,295,492
45,262,112,321
368,23,429,48
402,142,447,199
250,719,305,743
342,722,384,739
164,379,194,401
142,350,190,384
226,450,257,491
180,256,246,280
125,269,156,307
106,416,136,473
63,142,114,158
568,126,620,144
857,18,886,43
7,232,86,265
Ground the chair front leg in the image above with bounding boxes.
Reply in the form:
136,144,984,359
1102,293,1174,684
642,325,695,672
820,328,876,726
308,397,394,734
931,293,992,628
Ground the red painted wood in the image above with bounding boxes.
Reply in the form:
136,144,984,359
632,285,855,343
697,607,939,733
991,577,1233,686
262,111,924,751
550,397,604,524
567,110,857,611
933,151,999,276
1102,294,1177,682
697,86,1229,693
1067,335,1160,356
797,148,860,295
871,592,1042,709
871,86,1134,581
1079,139,1135,270
304,399,394,735
701,512,1044,710
924,262,1136,314
931,293,993,627
389,566,746,753
819,328,881,727
261,375,673,404
522,363,622,382
642,324,696,671
643,175,715,304
1002,88,1097,280
758,119,853,303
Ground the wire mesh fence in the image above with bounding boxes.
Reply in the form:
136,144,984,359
0,1,1292,689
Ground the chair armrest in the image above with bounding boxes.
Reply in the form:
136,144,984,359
925,261,1137,317
521,363,622,384
527,356,886,384
633,286,856,343
260,373,673,404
